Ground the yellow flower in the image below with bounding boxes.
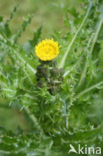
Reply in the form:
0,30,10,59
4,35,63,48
35,39,59,61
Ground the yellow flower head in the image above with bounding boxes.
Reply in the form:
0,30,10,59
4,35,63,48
35,39,59,61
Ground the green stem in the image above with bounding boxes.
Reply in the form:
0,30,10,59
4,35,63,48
63,34,94,77
13,48,36,75
59,2,92,68
75,81,103,99
90,18,103,54
24,107,43,134
0,37,36,75
78,18,103,86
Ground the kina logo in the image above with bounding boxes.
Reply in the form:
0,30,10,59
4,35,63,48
68,144,101,155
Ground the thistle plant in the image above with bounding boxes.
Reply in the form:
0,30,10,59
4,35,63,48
0,0,103,156
35,39,64,94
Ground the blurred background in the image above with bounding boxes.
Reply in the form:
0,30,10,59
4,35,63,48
0,0,82,42
0,0,82,131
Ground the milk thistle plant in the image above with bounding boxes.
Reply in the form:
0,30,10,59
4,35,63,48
0,0,103,156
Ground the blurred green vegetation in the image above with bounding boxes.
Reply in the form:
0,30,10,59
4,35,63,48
0,97,32,131
0,0,81,42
